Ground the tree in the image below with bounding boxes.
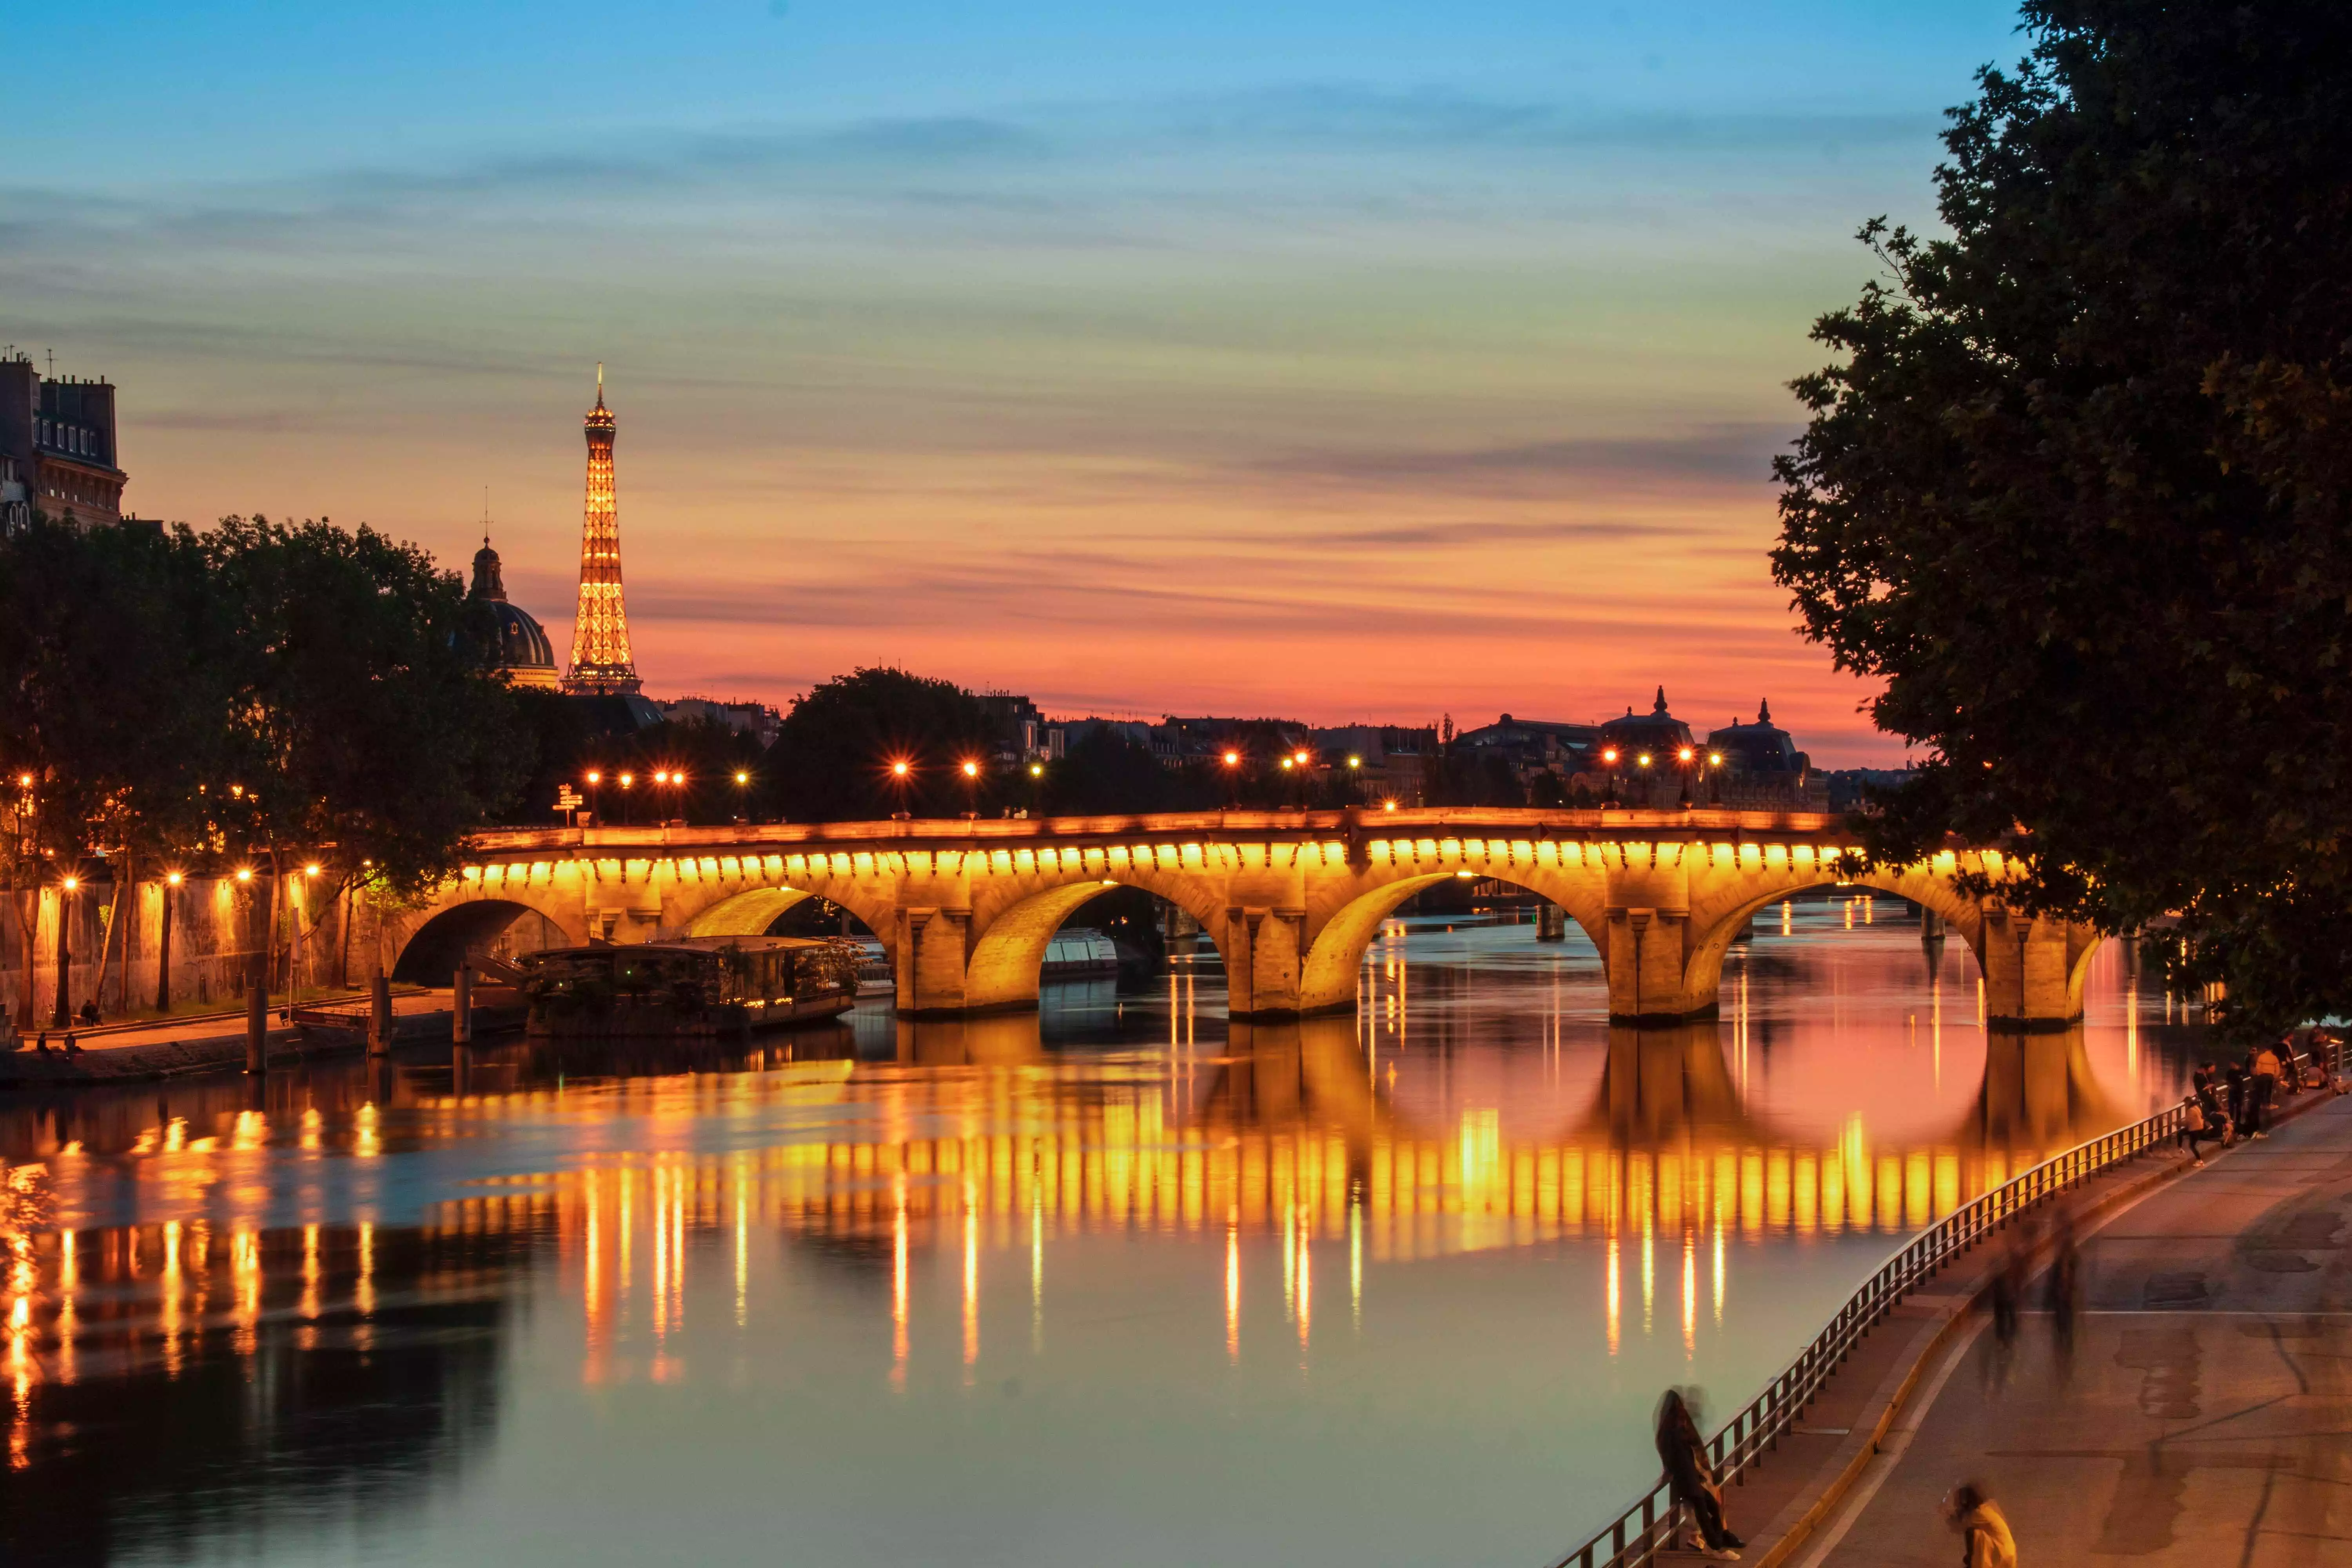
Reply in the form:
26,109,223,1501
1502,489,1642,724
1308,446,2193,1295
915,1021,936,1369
1041,728,1187,816
1772,2,2352,1031
765,668,1004,820
206,516,528,902
0,519,231,1022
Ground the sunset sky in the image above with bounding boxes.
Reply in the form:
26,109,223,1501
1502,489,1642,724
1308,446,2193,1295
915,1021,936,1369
7,2,2024,762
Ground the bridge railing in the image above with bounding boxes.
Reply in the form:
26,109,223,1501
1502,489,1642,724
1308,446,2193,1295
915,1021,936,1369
1544,1035,2346,1568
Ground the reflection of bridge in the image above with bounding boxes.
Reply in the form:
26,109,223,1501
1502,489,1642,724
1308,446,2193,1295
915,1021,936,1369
394,808,2099,1026
0,1006,2138,1432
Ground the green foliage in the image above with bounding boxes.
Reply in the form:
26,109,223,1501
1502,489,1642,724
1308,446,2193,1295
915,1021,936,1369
519,707,765,827
204,516,527,899
1042,727,1201,816
0,520,230,874
0,515,528,906
765,667,1004,820
1772,2,2352,1031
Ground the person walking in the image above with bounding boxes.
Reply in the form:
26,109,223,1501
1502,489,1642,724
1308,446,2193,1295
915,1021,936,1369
1653,1388,1742,1561
2247,1040,2282,1140
2179,1069,2226,1166
1944,1481,2018,1567
2045,1207,2080,1374
1984,1222,2031,1393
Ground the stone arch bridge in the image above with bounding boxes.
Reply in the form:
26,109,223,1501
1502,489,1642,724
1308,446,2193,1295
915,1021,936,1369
390,808,2098,1028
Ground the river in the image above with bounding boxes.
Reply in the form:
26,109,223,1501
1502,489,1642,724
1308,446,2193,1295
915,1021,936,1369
0,893,2201,1566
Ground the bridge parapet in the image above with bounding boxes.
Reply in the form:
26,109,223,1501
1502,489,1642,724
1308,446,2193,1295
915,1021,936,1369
403,809,2098,1027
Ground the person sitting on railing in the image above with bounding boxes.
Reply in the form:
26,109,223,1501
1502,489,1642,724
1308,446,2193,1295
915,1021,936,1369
1942,1481,2017,1568
1653,1387,1742,1561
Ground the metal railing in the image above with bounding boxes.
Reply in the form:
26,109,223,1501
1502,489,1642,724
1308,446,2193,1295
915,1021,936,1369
1545,1034,2345,1568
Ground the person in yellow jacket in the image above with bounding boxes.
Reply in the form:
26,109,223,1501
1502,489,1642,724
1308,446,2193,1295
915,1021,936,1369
1943,1482,2017,1567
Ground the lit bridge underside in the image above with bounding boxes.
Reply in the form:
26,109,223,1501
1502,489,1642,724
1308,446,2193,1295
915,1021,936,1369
397,808,2102,1027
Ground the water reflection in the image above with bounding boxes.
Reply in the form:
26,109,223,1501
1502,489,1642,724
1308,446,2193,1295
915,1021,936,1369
0,900,2204,1568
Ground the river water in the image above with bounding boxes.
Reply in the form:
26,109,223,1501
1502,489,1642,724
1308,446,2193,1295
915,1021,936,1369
0,895,2201,1567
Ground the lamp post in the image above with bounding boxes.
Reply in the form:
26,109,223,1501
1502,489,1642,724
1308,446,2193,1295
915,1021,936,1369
584,768,603,826
733,769,750,824
53,873,77,1029
617,770,635,826
958,757,982,818
158,869,183,1011
1221,749,1241,809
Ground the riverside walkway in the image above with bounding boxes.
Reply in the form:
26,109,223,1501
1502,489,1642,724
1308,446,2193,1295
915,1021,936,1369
1770,1089,2352,1567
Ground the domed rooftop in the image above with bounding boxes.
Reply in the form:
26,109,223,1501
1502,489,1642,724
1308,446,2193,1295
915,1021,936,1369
470,538,559,690
1707,699,1806,773
1597,686,1697,762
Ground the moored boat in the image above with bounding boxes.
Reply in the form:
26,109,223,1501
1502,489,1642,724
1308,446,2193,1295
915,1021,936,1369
518,936,862,1041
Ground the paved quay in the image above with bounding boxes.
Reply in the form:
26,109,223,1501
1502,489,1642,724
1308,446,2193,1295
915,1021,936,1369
0,988,454,1085
1789,1089,2352,1567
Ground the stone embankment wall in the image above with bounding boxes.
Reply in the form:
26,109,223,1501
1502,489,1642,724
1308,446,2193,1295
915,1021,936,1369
0,872,401,1028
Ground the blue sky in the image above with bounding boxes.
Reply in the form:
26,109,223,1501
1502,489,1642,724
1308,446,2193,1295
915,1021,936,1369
5,2,2025,757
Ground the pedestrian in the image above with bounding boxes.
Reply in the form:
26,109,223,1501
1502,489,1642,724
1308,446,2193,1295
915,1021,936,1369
2247,1040,2281,1140
1984,1221,2031,1394
2224,1060,2250,1139
1943,1481,2018,1568
2179,1069,2226,1166
1653,1388,1742,1561
2045,1207,2080,1373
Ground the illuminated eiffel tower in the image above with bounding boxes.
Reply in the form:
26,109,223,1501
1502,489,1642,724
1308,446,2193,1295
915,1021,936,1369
561,363,642,695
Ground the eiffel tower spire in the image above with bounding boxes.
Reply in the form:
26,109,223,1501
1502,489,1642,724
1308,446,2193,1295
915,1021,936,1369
561,363,641,695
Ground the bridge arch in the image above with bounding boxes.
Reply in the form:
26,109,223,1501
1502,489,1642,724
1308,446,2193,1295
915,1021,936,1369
1680,867,1991,1015
1296,870,1606,1015
961,873,1235,1013
388,896,588,985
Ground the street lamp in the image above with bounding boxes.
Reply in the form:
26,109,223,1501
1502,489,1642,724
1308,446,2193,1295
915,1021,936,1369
617,770,635,825
958,757,982,817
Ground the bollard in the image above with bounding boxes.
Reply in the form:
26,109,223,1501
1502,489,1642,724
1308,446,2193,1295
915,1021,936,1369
452,964,474,1045
369,969,393,1056
246,975,268,1074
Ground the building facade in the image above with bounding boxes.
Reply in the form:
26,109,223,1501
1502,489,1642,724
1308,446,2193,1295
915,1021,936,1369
0,356,128,529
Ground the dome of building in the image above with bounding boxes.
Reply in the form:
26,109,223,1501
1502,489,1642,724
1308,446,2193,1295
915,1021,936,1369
470,539,560,690
1597,686,1697,765
1706,699,1808,773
